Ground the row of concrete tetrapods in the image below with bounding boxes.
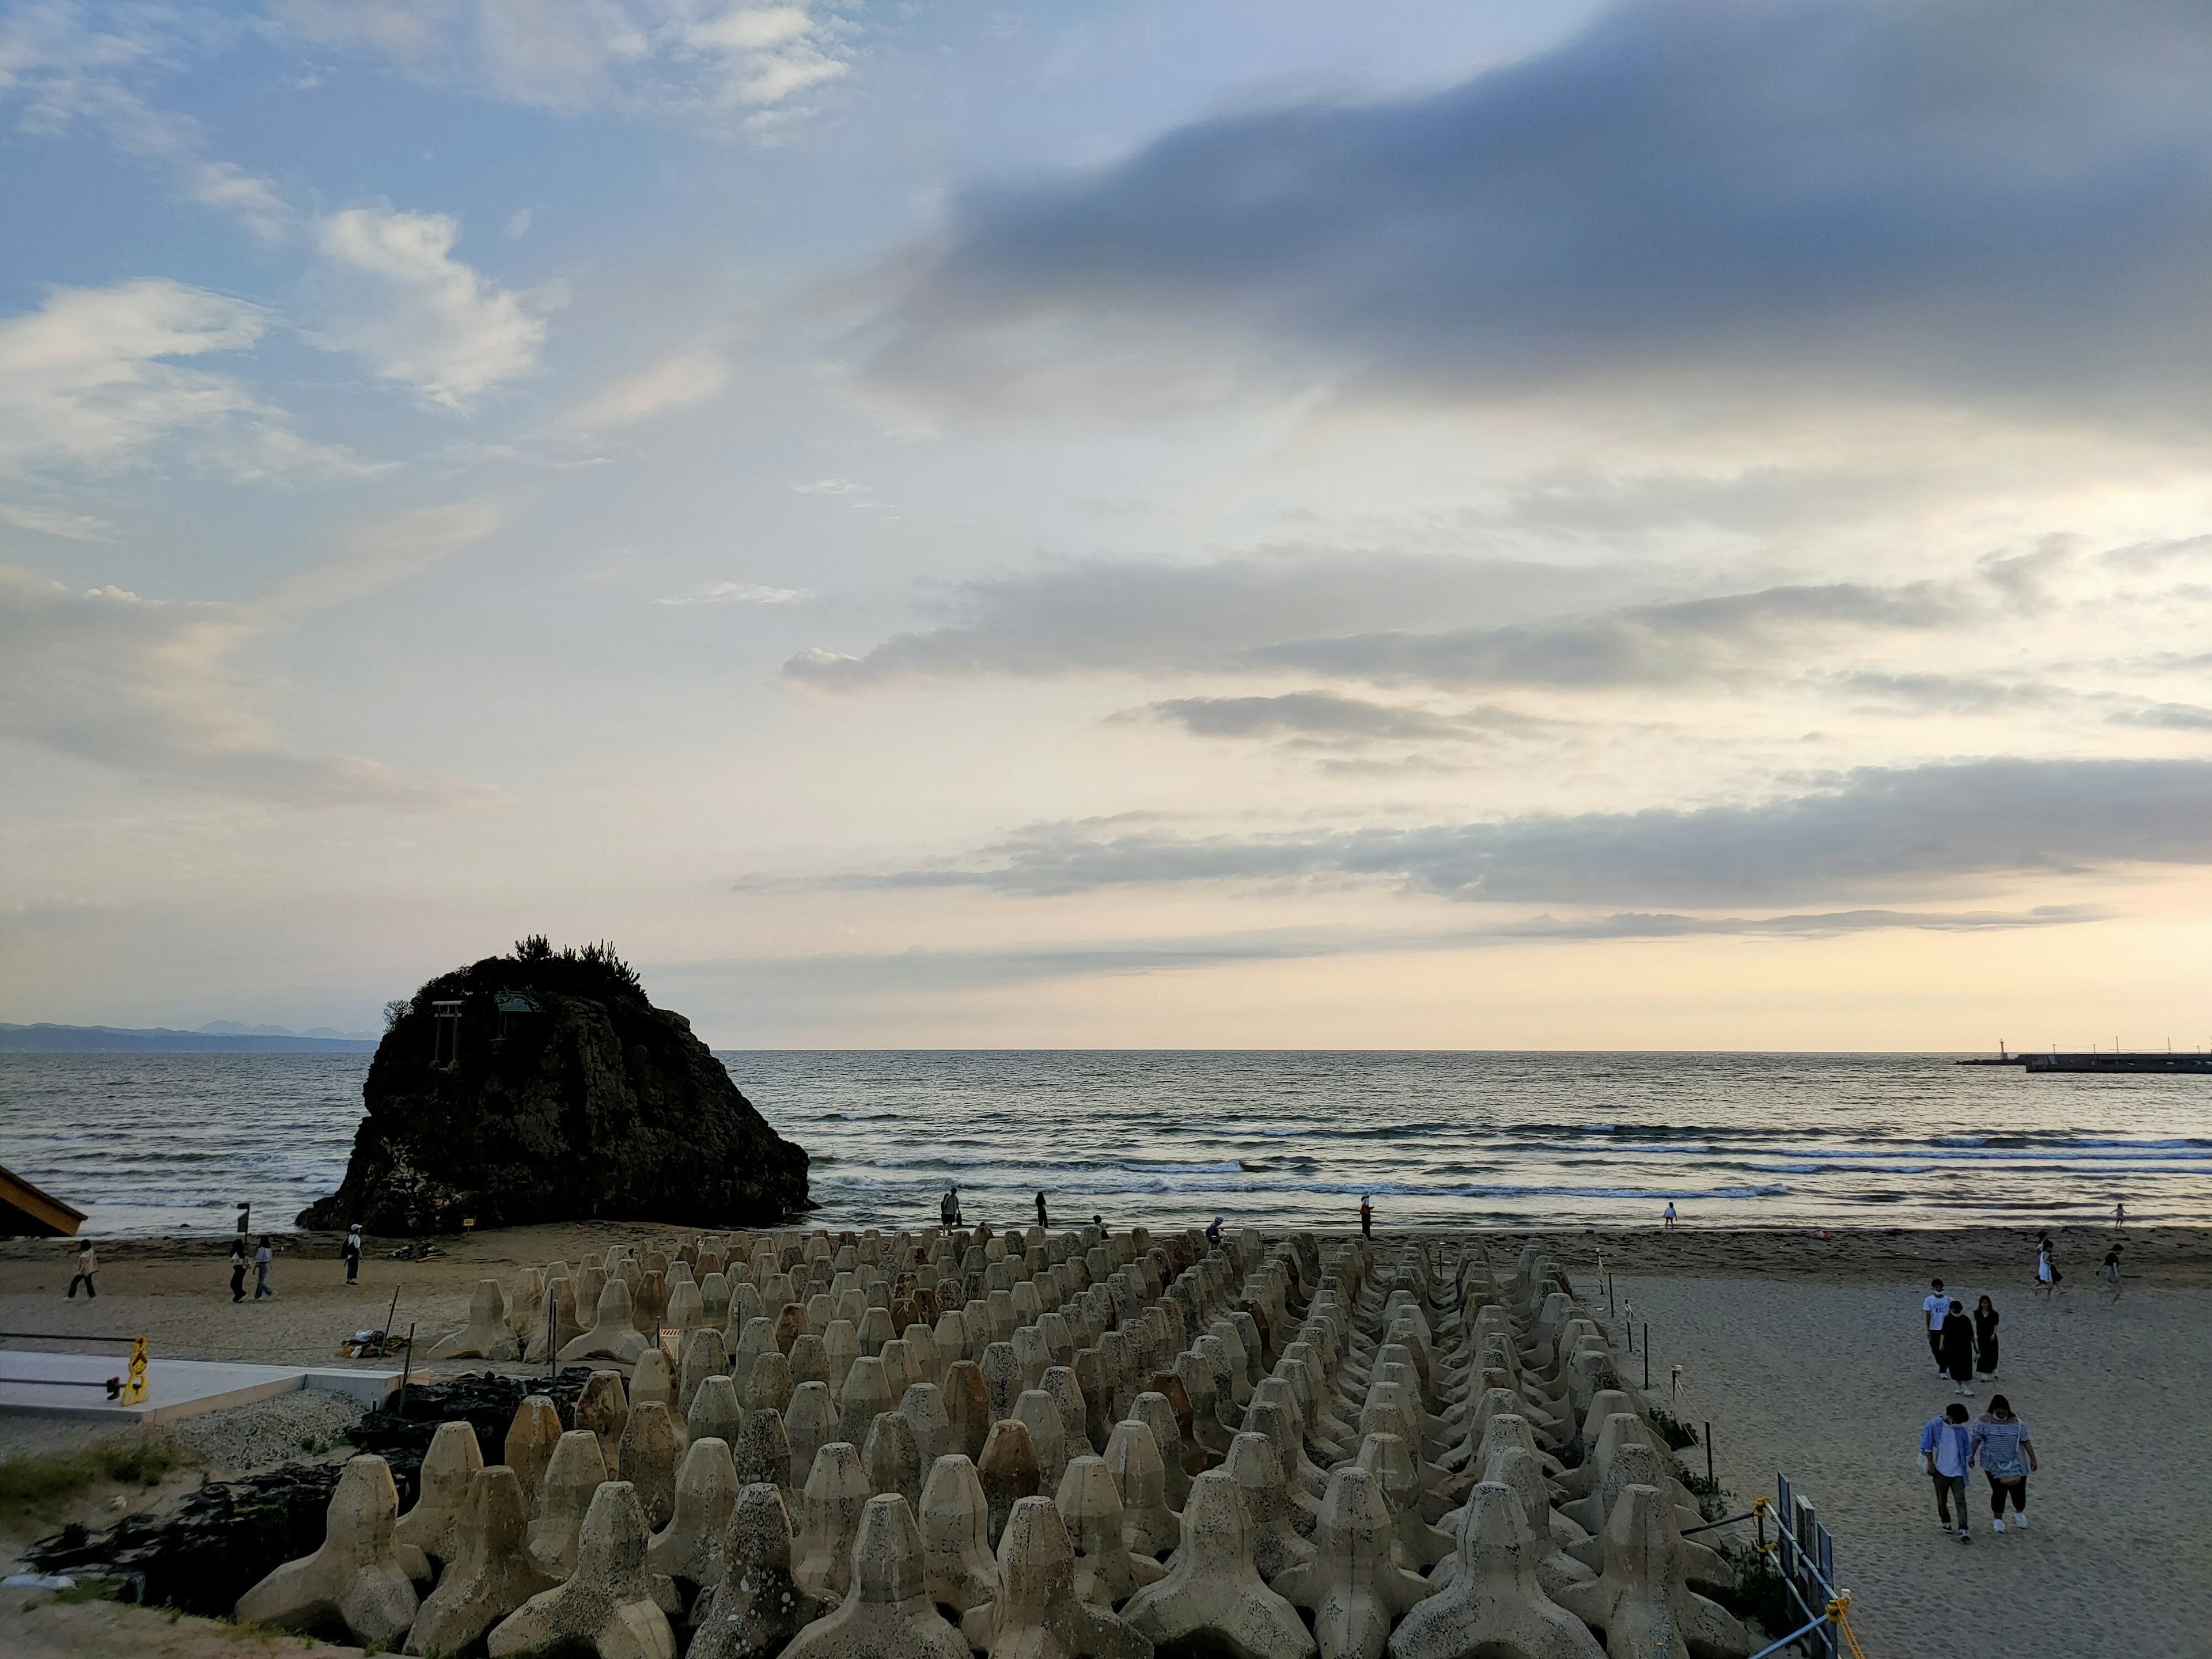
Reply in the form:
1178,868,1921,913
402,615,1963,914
237,1225,1759,1659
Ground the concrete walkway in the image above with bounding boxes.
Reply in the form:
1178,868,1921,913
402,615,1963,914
0,1350,396,1424
1615,1274,2211,1659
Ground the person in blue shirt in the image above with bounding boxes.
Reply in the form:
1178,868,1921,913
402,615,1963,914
1920,1402,1974,1542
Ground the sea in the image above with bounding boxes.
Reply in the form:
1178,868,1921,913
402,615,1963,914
2,1051,2206,1239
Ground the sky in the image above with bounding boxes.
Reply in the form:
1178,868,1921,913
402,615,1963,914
6,0,2212,1050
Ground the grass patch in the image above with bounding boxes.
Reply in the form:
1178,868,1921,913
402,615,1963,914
0,1440,194,1516
1711,1543,1801,1642
1646,1406,1701,1450
48,1579,123,1605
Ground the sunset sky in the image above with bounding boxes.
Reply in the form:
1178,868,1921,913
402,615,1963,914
7,0,2212,1048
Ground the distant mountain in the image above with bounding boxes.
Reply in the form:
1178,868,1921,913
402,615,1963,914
197,1021,378,1040
0,1022,379,1054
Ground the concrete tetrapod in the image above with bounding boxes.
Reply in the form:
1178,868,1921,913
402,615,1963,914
1271,1468,1431,1659
978,1418,1043,1548
902,1382,956,1471
788,1382,840,1491
578,1371,632,1471
1350,1434,1450,1573
866,1408,927,1512
783,1494,974,1659
1387,1482,1601,1659
736,1407,796,1501
1221,1432,1317,1584
407,1465,559,1657
237,1455,419,1649
919,1453,1001,1631
530,1430,610,1578
683,1330,732,1419
648,1435,741,1603
1560,1442,1718,1592
621,1402,685,1532
398,1419,485,1569
563,1279,650,1368
488,1480,676,1659
988,1495,1153,1659
1119,1469,1315,1659
1055,1455,1165,1609
507,1395,567,1518
1554,1485,1750,1659
434,1279,523,1363
1013,1389,1070,1490
633,1350,680,1422
1101,1420,1180,1562
692,1375,747,1451
794,1440,875,1606
689,1483,825,1659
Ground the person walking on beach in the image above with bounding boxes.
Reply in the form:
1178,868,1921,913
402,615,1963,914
66,1240,98,1300
229,1238,248,1302
1973,1295,2000,1381
1940,1298,1976,1395
2101,1242,2124,1301
1663,1201,1677,1228
2112,1200,2126,1233
253,1234,275,1299
342,1224,362,1286
2034,1237,2061,1299
1919,1402,1975,1543
1035,1191,1049,1230
1359,1194,1373,1239
1206,1215,1223,1250
1922,1279,1950,1373
1970,1394,2037,1533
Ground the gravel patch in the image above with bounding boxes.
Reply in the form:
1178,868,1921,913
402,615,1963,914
169,1387,365,1474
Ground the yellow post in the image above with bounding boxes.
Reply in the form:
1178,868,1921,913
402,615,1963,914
119,1336,149,1405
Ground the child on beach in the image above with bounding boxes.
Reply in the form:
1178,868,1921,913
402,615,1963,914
1663,1202,1677,1228
1922,1279,1950,1372
1919,1402,1974,1542
1971,1395,2037,1533
1973,1295,2000,1381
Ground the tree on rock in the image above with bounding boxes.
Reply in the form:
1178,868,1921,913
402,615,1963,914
299,940,811,1234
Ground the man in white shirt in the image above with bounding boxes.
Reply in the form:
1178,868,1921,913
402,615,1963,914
1922,1279,1950,1373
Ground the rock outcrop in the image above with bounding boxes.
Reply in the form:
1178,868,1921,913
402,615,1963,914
299,939,810,1234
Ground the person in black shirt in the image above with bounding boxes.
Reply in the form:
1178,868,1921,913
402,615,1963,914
1036,1191,1048,1230
1940,1298,1976,1395
1973,1295,1999,1381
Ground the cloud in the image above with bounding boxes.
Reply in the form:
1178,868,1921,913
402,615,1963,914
0,502,502,803
861,0,2212,424
0,500,116,540
314,207,548,409
270,1,851,120
653,579,809,605
1243,581,1959,689
1132,691,1525,744
821,758,2212,906
786,547,1963,694
785,548,1627,690
560,340,730,431
0,279,366,482
677,905,2103,999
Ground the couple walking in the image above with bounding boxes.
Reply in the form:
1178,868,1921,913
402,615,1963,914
1920,1396,2038,1540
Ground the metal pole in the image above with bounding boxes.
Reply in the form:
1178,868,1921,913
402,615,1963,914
546,1285,556,1382
1643,1324,1650,1391
399,1321,414,1411
379,1287,399,1353
1705,1423,1713,1487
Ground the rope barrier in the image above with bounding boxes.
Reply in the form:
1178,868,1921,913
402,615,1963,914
0,1330,139,1343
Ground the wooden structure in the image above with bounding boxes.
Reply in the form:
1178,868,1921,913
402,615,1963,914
0,1163,86,1237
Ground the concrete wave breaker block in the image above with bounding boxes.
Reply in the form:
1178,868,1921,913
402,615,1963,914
1056,1454,1165,1609
689,1482,825,1659
782,1494,974,1659
488,1479,677,1659
237,1454,419,1649
1120,1469,1315,1659
563,1278,650,1367
1272,1467,1431,1659
435,1279,523,1363
1554,1484,1751,1659
397,1419,484,1569
988,1495,1153,1659
649,1435,741,1601
530,1429,611,1578
407,1465,558,1657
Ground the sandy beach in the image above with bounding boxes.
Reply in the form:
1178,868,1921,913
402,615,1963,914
3,1220,2205,1658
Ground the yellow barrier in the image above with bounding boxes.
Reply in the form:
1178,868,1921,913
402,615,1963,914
118,1336,149,1405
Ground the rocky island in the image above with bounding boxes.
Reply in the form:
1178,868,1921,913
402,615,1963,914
298,938,809,1234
